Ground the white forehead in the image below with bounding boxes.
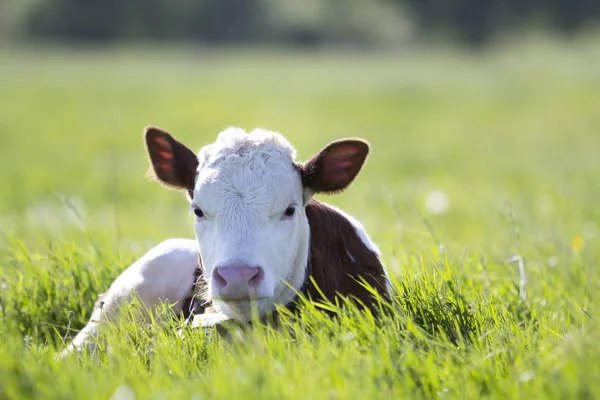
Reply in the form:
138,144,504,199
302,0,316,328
194,128,301,210
196,127,297,168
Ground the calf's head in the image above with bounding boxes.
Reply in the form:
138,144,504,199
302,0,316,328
144,126,369,319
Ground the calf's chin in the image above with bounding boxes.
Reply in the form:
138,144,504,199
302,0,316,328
211,298,276,322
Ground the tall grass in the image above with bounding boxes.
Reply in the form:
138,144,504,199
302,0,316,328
1,37,599,398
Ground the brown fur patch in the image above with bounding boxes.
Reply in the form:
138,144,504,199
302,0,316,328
304,200,388,311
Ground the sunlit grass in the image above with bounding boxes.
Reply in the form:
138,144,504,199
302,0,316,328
0,36,599,398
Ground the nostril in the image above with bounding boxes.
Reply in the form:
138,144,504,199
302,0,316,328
213,268,227,289
248,267,264,288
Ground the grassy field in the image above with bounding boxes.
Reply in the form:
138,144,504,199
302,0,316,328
1,36,600,399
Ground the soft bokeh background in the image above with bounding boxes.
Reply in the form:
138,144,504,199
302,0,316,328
1,2,600,399
1,1,599,266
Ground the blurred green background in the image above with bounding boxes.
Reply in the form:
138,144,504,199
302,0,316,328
0,0,598,325
1,28,599,269
2,0,600,46
1,2,600,399
1,2,599,260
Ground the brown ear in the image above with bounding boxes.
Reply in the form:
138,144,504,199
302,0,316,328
301,138,370,194
144,126,199,193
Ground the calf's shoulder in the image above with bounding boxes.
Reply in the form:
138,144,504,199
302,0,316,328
305,200,388,309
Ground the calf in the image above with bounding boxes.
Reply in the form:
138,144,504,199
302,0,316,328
62,126,389,356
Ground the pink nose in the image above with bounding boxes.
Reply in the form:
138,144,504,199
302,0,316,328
212,265,264,300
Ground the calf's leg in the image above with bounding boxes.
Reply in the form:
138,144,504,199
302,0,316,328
59,238,200,357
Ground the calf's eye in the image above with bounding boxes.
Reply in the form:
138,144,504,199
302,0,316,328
284,207,295,217
194,208,204,218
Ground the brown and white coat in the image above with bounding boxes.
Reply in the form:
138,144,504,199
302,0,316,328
61,127,389,356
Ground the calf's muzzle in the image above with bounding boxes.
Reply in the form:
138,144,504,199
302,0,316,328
212,264,265,300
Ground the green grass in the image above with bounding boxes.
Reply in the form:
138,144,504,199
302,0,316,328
1,36,600,399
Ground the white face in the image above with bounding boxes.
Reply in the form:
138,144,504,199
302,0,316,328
145,125,370,320
190,128,310,319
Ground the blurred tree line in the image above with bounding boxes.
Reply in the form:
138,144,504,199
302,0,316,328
0,0,599,47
